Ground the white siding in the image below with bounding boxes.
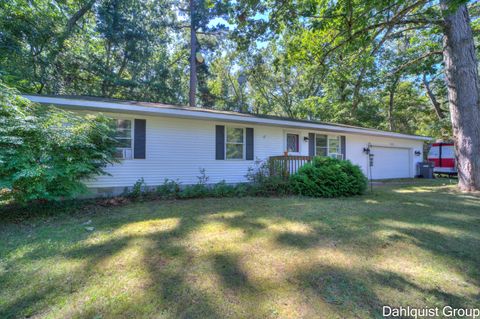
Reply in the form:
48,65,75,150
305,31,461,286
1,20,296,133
344,134,424,179
81,112,424,187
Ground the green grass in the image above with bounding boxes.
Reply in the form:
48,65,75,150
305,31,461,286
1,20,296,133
1,179,479,318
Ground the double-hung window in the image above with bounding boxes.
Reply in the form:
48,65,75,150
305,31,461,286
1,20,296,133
226,127,244,159
315,134,343,159
111,119,133,159
328,136,343,159
315,134,328,156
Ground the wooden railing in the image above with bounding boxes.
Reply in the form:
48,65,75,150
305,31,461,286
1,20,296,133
269,155,314,178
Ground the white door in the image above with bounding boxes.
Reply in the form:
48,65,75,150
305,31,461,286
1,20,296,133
370,146,411,179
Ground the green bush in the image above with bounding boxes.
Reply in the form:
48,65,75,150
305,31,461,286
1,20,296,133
0,84,119,203
290,157,367,197
156,179,181,199
131,172,254,200
211,180,236,197
179,184,210,199
232,183,251,197
178,168,211,199
128,178,147,200
245,160,292,196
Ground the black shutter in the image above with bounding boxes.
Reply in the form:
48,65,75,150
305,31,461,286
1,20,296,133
134,119,146,159
308,133,315,156
246,127,254,160
341,135,346,160
215,125,225,160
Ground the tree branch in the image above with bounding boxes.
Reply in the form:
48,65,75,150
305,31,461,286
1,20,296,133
49,0,96,59
422,73,446,119
393,50,443,74
196,30,228,36
316,0,441,65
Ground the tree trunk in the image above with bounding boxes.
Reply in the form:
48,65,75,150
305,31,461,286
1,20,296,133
422,74,445,120
189,0,197,107
388,77,399,131
388,87,395,131
441,1,480,191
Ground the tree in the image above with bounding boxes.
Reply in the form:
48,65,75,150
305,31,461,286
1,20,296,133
235,0,480,191
441,1,480,191
0,83,118,203
0,0,188,104
174,0,231,107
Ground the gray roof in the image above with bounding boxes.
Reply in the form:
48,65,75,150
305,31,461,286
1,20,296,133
23,94,431,140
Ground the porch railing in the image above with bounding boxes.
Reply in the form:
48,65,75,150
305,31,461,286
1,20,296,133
269,155,314,178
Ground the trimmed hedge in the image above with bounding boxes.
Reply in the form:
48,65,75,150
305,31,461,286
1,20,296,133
290,157,367,197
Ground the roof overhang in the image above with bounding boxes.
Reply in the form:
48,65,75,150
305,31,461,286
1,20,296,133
24,95,432,141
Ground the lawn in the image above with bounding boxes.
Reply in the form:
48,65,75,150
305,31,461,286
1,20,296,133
1,179,479,318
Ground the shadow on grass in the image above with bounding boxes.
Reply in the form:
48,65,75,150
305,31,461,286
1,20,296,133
1,182,479,318
212,252,256,292
276,232,321,249
295,265,474,318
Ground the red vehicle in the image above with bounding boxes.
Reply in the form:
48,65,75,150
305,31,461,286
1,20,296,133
427,142,457,175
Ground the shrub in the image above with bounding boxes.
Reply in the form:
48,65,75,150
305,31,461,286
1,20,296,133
245,160,269,185
196,168,209,185
211,180,237,197
252,175,291,196
232,183,251,197
178,168,211,199
246,159,292,196
0,84,118,203
156,179,181,199
179,184,210,199
290,157,367,197
128,178,147,200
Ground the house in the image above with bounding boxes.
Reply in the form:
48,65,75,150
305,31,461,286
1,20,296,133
25,95,430,196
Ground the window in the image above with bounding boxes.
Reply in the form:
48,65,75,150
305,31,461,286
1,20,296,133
315,134,328,156
315,134,343,159
111,119,133,159
286,133,299,153
328,136,343,159
226,127,244,159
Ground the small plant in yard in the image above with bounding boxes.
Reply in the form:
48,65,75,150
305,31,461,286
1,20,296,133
179,184,210,199
211,180,237,197
178,168,211,199
246,159,292,196
197,168,209,185
290,157,367,197
156,179,181,199
128,177,147,200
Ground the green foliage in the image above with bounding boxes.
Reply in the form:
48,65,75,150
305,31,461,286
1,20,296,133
156,179,181,199
3,0,474,141
211,180,237,197
129,178,147,200
127,167,288,200
179,184,211,199
177,168,211,199
0,84,118,203
245,160,292,196
0,0,188,103
290,157,367,198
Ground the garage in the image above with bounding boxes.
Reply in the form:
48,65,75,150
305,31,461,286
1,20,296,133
370,146,411,179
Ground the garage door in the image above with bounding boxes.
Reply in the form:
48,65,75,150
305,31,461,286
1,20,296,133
370,146,411,179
